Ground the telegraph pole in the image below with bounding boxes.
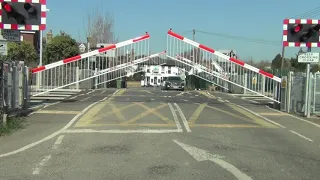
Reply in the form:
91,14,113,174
192,29,195,41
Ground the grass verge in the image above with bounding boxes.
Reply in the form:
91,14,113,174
0,116,26,136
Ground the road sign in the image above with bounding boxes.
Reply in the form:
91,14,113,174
281,77,287,88
1,30,20,42
298,52,319,63
0,41,8,56
252,76,257,84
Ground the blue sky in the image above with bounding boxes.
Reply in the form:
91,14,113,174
45,0,320,61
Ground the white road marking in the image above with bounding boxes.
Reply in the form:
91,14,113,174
174,140,253,180
100,89,107,94
177,92,185,96
69,96,78,99
43,101,60,108
52,135,64,150
32,155,51,175
80,97,90,101
245,99,260,104
0,95,111,158
265,105,320,128
113,89,120,95
62,129,182,133
183,99,188,102
86,90,95,95
168,103,183,131
174,103,191,132
230,103,286,128
289,130,314,142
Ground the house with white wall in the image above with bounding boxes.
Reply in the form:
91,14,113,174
141,65,185,87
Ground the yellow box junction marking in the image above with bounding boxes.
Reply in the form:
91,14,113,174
188,103,207,125
190,124,262,128
113,89,126,96
140,90,153,94
108,103,126,122
259,112,290,116
197,91,216,99
134,103,174,124
121,103,169,124
76,123,177,127
226,104,277,128
34,110,81,115
185,103,278,128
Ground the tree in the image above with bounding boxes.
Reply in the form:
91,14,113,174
44,33,80,64
0,41,37,66
85,6,117,49
257,60,271,70
271,54,281,69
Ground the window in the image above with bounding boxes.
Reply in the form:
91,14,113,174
158,79,160,83
151,79,153,83
168,66,171,74
161,67,164,74
167,76,182,81
147,69,150,73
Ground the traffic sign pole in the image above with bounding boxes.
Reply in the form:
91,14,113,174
306,47,311,118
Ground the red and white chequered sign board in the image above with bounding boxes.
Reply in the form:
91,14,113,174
0,0,47,30
283,19,320,47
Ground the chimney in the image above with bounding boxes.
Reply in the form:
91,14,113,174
47,30,53,43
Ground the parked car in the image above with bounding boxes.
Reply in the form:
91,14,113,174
162,76,184,91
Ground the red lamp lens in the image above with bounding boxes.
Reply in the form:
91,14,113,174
3,3,12,12
294,25,301,32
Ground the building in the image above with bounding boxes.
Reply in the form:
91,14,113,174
141,65,185,87
20,31,40,53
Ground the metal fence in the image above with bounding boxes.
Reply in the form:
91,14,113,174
0,61,29,118
281,70,320,117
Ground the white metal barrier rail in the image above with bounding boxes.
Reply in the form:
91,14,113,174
167,29,281,102
96,51,167,87
178,65,229,91
29,32,150,96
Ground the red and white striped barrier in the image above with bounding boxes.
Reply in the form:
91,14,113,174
167,29,281,83
31,32,150,73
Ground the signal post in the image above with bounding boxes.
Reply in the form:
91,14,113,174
282,19,320,117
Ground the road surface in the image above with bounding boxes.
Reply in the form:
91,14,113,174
0,88,319,180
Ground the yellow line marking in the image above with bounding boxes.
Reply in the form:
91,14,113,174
190,124,264,128
141,90,153,94
188,103,207,124
108,103,126,122
205,105,253,123
135,103,174,124
197,91,216,99
259,112,290,116
122,103,168,124
82,103,135,125
33,110,81,114
226,104,277,128
74,99,111,127
75,123,177,127
115,89,126,96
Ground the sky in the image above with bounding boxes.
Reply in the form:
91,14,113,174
45,0,320,62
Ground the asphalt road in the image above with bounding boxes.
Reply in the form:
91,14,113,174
0,88,319,180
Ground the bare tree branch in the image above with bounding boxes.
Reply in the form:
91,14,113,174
84,6,118,49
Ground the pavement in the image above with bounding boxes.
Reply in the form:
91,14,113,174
0,87,319,180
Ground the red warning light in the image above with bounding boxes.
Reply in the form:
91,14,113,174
2,2,12,12
293,24,302,33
